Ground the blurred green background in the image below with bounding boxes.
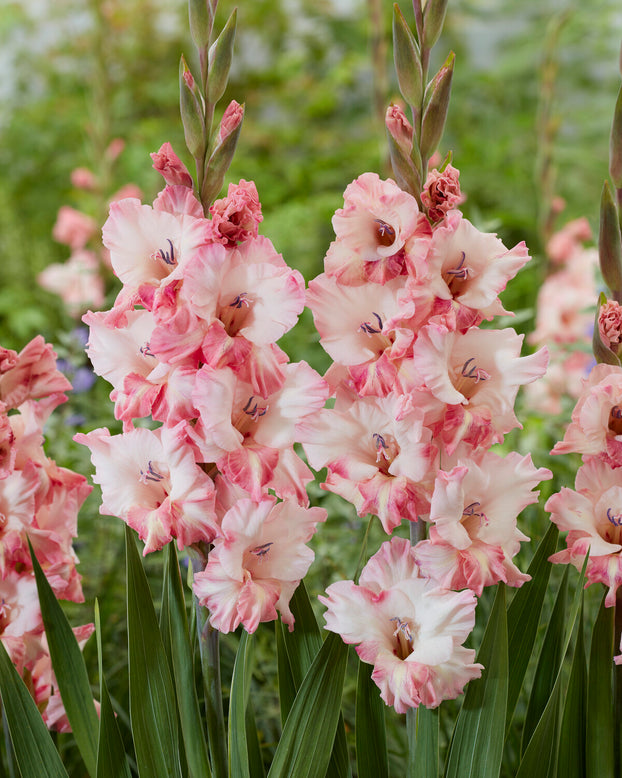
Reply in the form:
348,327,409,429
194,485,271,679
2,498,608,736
0,0,620,773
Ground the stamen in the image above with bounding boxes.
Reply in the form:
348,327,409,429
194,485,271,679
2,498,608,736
462,501,489,527
242,396,268,421
607,507,622,527
250,542,273,558
139,461,165,484
359,312,384,335
229,292,251,309
374,219,396,248
139,342,155,357
461,357,490,383
446,251,469,280
155,238,176,266
373,432,389,462
391,616,412,640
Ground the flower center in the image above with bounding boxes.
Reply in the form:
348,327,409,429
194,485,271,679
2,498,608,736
250,542,273,558
372,432,399,474
139,341,156,358
461,501,488,535
374,219,396,248
151,238,176,266
220,292,252,336
139,460,166,484
391,616,415,660
452,357,491,400
443,251,471,294
609,405,622,436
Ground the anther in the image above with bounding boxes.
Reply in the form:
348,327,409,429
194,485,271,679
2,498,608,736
157,239,176,266
607,507,622,527
229,292,251,309
139,461,165,484
250,542,273,558
359,312,384,335
374,219,396,248
461,357,490,382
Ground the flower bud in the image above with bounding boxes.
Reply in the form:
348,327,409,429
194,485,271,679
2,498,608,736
421,163,463,222
593,293,622,366
392,4,423,109
217,100,244,144
385,103,413,154
423,0,448,49
610,81,622,188
179,55,205,159
420,51,454,160
202,103,245,206
207,8,237,104
599,180,622,299
188,0,211,51
150,142,194,188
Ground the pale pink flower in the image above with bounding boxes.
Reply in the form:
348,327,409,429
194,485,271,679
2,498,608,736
547,217,592,265
529,248,598,346
522,349,593,416
552,363,622,467
0,336,72,410
320,537,482,713
38,250,105,316
75,424,218,554
547,456,622,606
52,206,98,250
415,451,551,594
190,362,327,503
70,167,97,190
412,323,548,453
151,142,194,188
306,273,423,396
412,211,531,329
102,196,210,292
303,390,437,532
0,572,42,640
192,496,326,633
599,299,622,350
210,180,263,245
324,173,430,285
421,164,464,223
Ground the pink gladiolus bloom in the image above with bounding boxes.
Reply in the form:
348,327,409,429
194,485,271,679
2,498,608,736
599,299,622,350
102,195,210,291
306,273,423,396
324,172,430,285
303,390,437,532
210,180,263,245
320,537,482,713
151,142,194,188
70,167,97,190
38,250,105,316
412,323,549,453
193,496,326,633
414,211,531,328
191,362,327,503
421,164,464,223
552,363,622,467
0,336,72,410
52,206,98,250
415,451,551,594
75,425,218,554
547,457,622,606
547,217,592,265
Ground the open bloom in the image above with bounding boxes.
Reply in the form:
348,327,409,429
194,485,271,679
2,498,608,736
320,537,482,712
547,456,622,606
75,424,218,554
551,363,622,467
193,496,326,633
415,450,551,594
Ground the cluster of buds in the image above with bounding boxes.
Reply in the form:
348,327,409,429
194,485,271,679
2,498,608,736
304,0,552,714
0,337,93,729
39,139,142,316
547,86,622,642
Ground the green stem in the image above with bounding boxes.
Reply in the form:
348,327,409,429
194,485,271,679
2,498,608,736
191,555,228,778
409,518,426,546
614,591,622,775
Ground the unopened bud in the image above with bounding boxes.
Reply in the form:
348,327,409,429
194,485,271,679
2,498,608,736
420,51,454,160
599,180,622,299
423,0,448,49
151,142,194,188
218,100,244,144
385,103,413,154
202,102,244,206
188,0,211,51
610,82,622,188
207,9,237,104
392,4,423,109
180,55,205,159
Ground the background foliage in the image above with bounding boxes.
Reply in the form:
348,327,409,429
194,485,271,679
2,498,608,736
1,0,621,773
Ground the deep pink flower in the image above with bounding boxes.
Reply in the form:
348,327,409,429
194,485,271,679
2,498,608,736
320,537,482,713
210,180,263,245
599,299,622,350
421,164,464,223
